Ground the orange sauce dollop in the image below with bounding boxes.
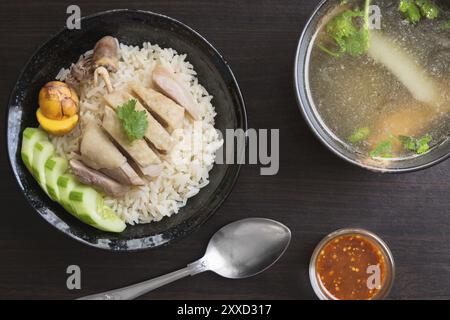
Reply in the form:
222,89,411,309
316,234,387,300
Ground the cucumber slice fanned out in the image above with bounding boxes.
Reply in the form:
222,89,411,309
57,174,126,232
57,174,126,233
69,185,126,233
45,156,68,201
21,128,48,171
69,185,102,226
21,127,126,233
98,206,126,233
32,140,55,194
57,173,79,213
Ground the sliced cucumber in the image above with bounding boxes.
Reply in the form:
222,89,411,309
31,140,55,193
69,185,126,233
57,173,79,213
21,128,48,171
21,127,127,233
96,206,127,233
45,156,68,201
69,185,102,226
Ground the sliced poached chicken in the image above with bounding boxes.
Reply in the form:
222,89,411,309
152,65,201,120
79,123,144,186
102,106,162,178
70,159,130,197
131,83,185,133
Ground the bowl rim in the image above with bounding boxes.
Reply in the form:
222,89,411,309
293,0,450,173
6,9,248,251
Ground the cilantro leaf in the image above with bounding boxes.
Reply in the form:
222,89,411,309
319,0,371,58
370,134,433,159
416,0,439,20
416,135,432,154
398,135,417,151
398,134,432,154
116,99,148,142
370,140,393,159
348,127,370,143
400,0,422,23
399,0,440,24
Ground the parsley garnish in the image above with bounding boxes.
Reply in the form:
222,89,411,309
348,127,370,143
116,99,148,142
399,134,432,154
370,134,432,159
398,135,417,152
319,0,371,57
370,140,393,159
399,0,440,24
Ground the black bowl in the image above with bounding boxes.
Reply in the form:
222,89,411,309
6,10,247,251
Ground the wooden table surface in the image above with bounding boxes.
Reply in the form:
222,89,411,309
1,0,450,300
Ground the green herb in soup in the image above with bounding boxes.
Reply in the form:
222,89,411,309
399,135,433,154
309,0,450,164
365,134,433,159
399,0,440,24
370,139,393,159
348,127,370,143
319,0,371,57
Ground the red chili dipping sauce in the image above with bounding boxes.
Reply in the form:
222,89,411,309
311,230,394,300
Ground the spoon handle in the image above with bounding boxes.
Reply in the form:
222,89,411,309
78,260,208,300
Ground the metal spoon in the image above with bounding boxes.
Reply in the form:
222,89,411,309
79,218,291,300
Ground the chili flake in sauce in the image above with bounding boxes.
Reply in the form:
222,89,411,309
315,234,387,300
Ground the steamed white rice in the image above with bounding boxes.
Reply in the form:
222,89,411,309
52,42,223,224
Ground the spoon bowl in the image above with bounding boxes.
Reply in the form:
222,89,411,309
203,218,291,279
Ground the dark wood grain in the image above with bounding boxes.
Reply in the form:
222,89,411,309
1,0,450,300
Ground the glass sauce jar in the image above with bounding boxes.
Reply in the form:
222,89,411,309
309,228,395,300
